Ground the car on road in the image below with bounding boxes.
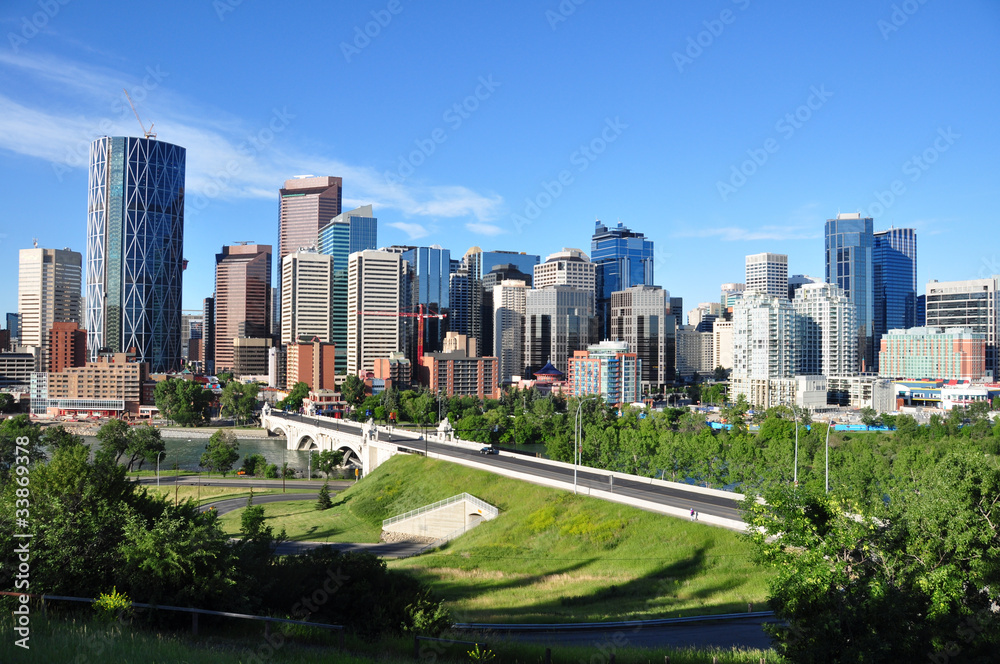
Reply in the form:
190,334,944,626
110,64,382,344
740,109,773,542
479,446,498,455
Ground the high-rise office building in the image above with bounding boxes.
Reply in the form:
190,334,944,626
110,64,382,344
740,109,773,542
925,277,1000,378
792,282,857,377
5,313,20,347
449,266,473,343
481,263,533,356
202,297,215,375
280,250,334,345
278,176,342,267
317,204,377,374
493,279,528,384
610,285,675,390
524,286,596,375
873,228,917,369
86,136,185,373
214,244,272,372
19,247,82,371
347,250,403,376
533,248,597,292
398,245,451,354
688,302,722,332
670,297,684,323
460,247,540,357
591,220,654,338
745,252,788,298
720,283,745,317
825,213,874,372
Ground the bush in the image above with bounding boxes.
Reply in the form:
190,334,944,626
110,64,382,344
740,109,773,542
94,587,131,624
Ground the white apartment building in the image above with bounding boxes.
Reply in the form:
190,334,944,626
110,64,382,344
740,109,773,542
731,291,797,408
792,282,857,377
347,250,403,376
712,320,733,371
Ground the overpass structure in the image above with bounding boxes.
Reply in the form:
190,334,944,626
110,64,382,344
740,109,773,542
259,406,748,530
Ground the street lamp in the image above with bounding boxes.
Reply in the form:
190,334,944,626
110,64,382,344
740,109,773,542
156,451,166,488
793,406,799,487
574,396,598,494
825,420,833,493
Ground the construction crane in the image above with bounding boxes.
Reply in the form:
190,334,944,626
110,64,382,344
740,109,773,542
123,88,156,139
354,304,447,360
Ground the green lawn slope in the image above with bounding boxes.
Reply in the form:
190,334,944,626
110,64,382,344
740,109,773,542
220,454,771,624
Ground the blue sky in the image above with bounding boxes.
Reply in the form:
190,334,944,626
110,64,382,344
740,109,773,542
1,0,998,321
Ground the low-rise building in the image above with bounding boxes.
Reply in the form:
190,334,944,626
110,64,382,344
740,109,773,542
374,351,411,389
879,327,986,382
419,349,500,400
31,352,149,417
287,336,336,391
0,351,35,389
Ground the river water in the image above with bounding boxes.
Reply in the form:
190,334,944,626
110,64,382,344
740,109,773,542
79,435,312,474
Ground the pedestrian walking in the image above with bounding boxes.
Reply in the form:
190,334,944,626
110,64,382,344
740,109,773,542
690,508,695,520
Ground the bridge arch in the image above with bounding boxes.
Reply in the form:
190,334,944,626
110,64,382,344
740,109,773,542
293,433,318,450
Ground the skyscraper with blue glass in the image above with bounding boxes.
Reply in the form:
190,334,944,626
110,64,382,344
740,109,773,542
397,245,451,355
591,220,654,339
86,136,185,373
317,204,377,375
825,213,874,372
873,227,917,370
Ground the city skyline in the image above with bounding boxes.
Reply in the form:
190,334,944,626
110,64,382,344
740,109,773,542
0,1,997,321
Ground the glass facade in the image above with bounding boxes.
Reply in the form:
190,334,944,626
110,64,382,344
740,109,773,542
317,205,377,375
591,220,655,338
825,214,874,372
872,228,917,370
400,246,451,354
87,137,186,373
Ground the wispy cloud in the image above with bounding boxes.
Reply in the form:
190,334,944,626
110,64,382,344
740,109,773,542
0,51,504,222
388,222,431,240
675,225,822,242
465,222,506,236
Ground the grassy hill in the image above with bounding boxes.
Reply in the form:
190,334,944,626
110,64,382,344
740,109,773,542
219,453,771,623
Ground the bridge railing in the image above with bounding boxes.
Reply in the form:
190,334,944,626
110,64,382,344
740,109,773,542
382,492,498,528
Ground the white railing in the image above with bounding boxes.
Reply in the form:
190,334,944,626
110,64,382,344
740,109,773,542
382,492,498,528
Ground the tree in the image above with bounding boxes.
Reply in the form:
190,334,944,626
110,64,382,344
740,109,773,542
316,481,332,510
0,393,15,413
241,453,267,477
200,429,240,477
96,418,132,463
859,407,880,429
0,414,44,482
742,452,1000,663
154,378,212,426
41,425,84,453
125,424,165,472
216,372,233,385
713,366,729,382
341,375,366,409
220,381,259,425
276,382,309,412
316,449,344,478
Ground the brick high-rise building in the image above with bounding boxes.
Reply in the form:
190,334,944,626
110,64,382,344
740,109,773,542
48,321,87,373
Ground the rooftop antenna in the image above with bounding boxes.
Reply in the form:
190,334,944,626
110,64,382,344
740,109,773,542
32,238,38,248
123,88,156,139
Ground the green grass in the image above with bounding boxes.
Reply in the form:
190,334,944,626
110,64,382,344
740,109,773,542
216,454,771,624
0,615,782,664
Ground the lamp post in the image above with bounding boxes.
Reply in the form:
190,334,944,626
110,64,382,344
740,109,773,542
574,396,598,494
156,451,165,488
825,420,833,493
793,407,799,487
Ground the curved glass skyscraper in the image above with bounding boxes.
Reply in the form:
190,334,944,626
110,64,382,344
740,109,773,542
86,136,186,373
825,213,873,372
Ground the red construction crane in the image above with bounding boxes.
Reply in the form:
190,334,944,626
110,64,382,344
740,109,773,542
354,304,447,360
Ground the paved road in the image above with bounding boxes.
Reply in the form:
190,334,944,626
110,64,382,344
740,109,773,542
465,617,777,651
272,413,744,522
138,475,353,491
198,492,319,515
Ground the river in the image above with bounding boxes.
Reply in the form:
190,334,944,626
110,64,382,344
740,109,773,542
78,435,312,474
